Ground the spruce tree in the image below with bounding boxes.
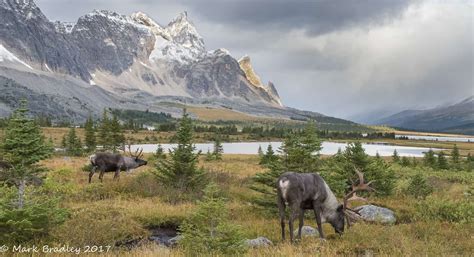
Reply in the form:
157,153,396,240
84,115,96,153
179,183,246,255
109,113,125,152
205,149,214,161
258,145,264,157
154,110,207,194
98,109,110,151
392,149,400,163
0,100,53,208
64,127,83,156
437,151,448,170
259,144,278,166
423,149,437,169
406,173,433,199
451,144,460,164
155,143,166,160
212,136,223,160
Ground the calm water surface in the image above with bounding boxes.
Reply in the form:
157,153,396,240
131,141,439,157
395,134,473,142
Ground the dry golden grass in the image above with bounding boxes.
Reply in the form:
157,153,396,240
32,154,474,256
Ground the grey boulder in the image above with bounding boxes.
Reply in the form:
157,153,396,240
354,205,396,224
293,225,319,237
245,237,273,248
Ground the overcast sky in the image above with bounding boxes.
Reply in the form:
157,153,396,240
36,0,473,120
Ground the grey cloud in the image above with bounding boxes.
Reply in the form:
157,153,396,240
34,0,473,120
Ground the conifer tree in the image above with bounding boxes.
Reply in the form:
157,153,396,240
392,149,400,163
437,151,448,170
109,113,125,152
98,109,110,150
84,115,96,153
205,149,214,161
155,143,166,160
423,149,437,169
64,127,83,156
451,144,460,164
259,144,278,166
154,110,207,193
0,100,53,208
212,135,223,160
179,183,246,255
257,145,264,157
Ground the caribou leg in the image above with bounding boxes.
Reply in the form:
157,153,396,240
99,169,105,182
88,166,96,183
313,203,325,239
288,203,299,243
113,168,120,181
277,197,286,241
297,208,304,240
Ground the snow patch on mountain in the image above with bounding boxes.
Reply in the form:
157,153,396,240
53,21,76,33
0,44,33,69
131,11,205,64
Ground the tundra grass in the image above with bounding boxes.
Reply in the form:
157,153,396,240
32,154,474,256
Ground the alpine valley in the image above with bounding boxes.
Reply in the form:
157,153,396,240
0,0,357,128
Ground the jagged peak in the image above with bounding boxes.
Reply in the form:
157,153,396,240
238,55,264,88
131,12,171,40
168,11,188,24
1,0,45,20
238,55,283,106
164,11,204,51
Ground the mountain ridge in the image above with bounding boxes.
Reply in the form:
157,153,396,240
374,96,474,134
0,0,358,128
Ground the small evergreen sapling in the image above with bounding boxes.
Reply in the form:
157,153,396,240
179,183,246,255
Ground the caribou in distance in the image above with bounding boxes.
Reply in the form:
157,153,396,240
277,168,374,242
88,147,148,183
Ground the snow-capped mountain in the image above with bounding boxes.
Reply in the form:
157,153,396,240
0,0,347,123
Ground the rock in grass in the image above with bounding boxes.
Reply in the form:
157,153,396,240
354,205,396,224
245,237,273,248
293,225,319,237
167,235,182,247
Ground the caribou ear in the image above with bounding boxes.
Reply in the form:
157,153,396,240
337,204,344,212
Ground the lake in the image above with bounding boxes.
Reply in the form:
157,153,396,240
395,134,473,143
130,141,438,157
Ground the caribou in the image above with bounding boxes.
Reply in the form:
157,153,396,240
88,147,147,183
276,168,374,242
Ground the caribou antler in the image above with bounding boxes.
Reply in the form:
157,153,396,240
126,145,144,160
343,167,375,227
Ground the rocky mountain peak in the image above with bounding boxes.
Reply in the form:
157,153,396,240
165,11,204,51
238,55,264,88
1,0,46,20
130,12,171,40
238,55,282,106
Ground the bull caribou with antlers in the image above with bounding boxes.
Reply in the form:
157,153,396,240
276,168,374,242
88,146,147,183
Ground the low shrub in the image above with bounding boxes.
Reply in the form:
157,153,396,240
125,171,162,197
80,183,121,201
405,173,433,199
415,197,474,223
42,168,78,198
